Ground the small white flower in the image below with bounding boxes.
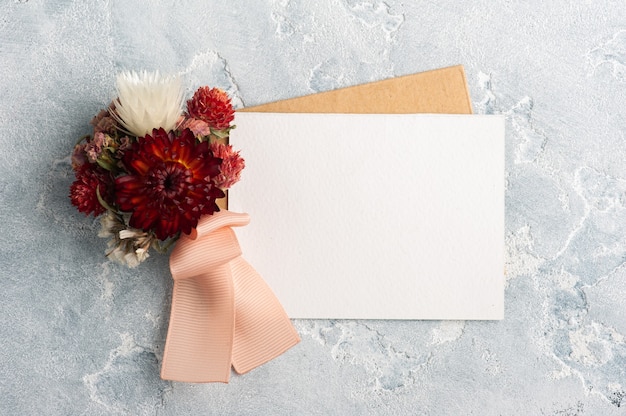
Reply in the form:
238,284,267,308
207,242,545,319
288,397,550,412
99,211,154,268
113,70,184,137
98,211,119,238
106,241,127,264
123,252,141,268
119,229,144,240
135,247,150,263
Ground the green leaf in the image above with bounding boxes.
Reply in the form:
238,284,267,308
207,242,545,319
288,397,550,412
210,126,234,139
95,187,116,213
96,158,116,171
154,235,179,253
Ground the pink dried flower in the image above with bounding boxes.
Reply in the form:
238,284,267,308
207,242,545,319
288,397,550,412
71,142,88,169
209,142,245,189
90,108,118,134
117,136,133,153
179,117,212,137
85,132,113,163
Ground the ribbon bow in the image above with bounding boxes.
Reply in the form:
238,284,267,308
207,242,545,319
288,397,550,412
161,210,300,383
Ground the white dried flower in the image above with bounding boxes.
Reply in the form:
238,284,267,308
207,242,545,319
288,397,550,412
112,70,184,137
98,210,155,268
123,251,142,268
134,247,150,263
119,229,144,240
98,210,120,238
106,242,125,262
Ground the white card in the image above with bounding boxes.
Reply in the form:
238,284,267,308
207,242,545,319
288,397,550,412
229,113,504,320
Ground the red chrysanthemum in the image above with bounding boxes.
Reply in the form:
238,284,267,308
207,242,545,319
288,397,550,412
186,87,235,130
115,128,224,240
70,164,113,216
209,142,245,189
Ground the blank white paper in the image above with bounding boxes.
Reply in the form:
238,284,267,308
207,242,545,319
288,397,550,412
229,113,504,320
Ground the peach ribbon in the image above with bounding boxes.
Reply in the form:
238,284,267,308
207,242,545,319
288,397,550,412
161,210,300,383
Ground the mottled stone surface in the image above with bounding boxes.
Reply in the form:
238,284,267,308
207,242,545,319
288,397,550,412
2,1,626,415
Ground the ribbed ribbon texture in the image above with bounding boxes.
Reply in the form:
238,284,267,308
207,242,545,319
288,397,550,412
161,210,300,383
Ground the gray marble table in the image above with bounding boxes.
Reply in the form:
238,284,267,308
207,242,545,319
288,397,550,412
2,1,625,415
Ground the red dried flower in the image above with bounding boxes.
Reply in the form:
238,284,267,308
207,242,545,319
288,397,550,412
70,164,113,216
186,87,235,130
115,128,225,240
209,142,245,189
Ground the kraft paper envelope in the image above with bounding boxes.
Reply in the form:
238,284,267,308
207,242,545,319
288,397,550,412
219,65,472,211
229,113,504,320
242,65,473,114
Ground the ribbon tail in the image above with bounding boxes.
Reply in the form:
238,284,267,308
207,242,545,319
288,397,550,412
161,263,235,383
161,211,299,382
230,256,300,374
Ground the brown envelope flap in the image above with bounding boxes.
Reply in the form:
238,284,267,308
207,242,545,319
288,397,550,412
241,65,472,114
